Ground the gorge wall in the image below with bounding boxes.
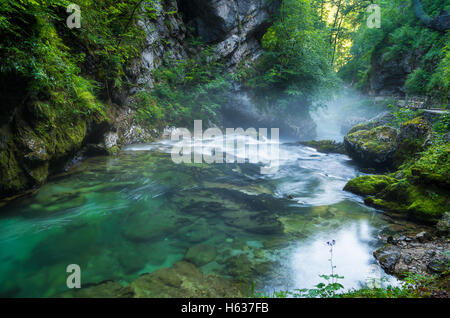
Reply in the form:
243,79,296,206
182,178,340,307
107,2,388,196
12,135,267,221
0,0,293,199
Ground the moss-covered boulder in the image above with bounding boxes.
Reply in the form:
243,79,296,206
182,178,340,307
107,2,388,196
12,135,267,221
364,181,448,222
345,172,448,223
410,142,450,189
343,175,397,196
344,116,434,169
393,117,432,167
298,140,347,154
344,125,399,167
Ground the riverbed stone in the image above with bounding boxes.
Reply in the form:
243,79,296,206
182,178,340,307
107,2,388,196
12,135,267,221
59,281,134,298
131,261,246,297
184,244,217,266
374,236,450,277
223,210,284,234
344,175,396,196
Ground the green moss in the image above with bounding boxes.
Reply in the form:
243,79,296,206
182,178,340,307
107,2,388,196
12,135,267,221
348,122,376,134
393,116,431,167
365,181,448,222
410,142,450,188
299,140,346,154
108,145,120,155
344,175,396,196
346,126,398,154
0,143,29,194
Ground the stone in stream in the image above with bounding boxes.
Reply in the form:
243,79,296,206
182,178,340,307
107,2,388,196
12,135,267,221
374,235,450,277
177,219,213,243
184,244,217,266
130,261,246,298
344,115,432,169
226,214,283,234
121,212,177,243
344,126,399,168
436,212,450,235
59,281,134,298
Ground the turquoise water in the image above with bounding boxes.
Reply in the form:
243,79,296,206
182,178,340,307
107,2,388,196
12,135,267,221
0,136,400,297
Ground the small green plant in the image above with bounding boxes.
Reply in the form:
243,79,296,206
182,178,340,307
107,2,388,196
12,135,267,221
294,240,345,298
252,240,345,298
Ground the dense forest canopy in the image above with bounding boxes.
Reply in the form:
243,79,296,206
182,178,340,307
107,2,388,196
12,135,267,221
1,0,448,129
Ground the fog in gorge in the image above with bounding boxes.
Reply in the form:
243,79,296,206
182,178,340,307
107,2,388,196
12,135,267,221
311,88,388,142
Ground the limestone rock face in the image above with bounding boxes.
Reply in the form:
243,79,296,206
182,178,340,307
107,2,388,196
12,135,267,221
179,0,280,68
368,51,417,96
130,0,280,89
128,0,189,90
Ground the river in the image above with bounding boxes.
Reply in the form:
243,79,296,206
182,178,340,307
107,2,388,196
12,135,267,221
0,124,406,297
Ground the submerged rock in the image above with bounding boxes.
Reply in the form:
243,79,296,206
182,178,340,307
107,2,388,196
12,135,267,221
223,211,284,234
121,213,177,243
131,261,246,298
223,253,273,282
184,244,217,266
59,281,134,298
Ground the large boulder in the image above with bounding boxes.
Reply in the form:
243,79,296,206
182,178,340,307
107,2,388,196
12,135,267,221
344,126,399,168
374,235,450,277
393,116,432,167
343,175,396,196
344,115,433,169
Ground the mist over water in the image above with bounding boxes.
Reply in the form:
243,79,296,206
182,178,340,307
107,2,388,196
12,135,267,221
311,88,388,142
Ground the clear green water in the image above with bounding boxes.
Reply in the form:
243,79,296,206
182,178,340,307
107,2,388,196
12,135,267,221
0,137,400,297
